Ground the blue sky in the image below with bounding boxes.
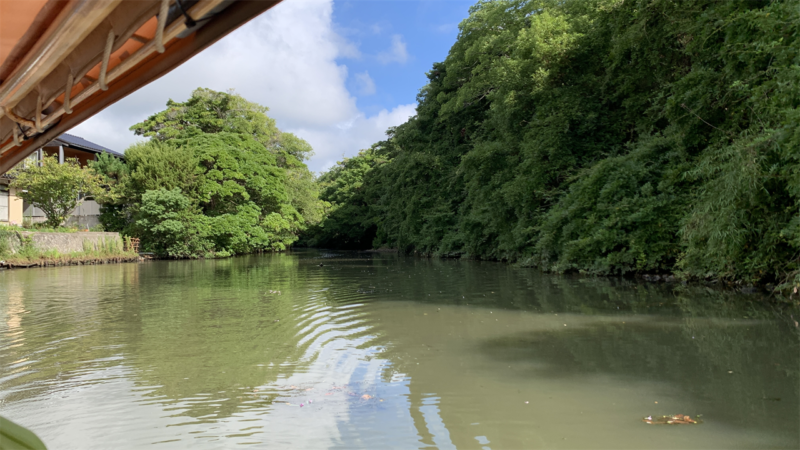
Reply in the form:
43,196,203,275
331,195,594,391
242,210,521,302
334,0,473,115
72,0,475,172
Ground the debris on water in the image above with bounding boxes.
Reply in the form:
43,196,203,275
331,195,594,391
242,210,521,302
300,403,304,407
361,394,373,400
268,290,281,295
643,414,702,425
525,401,529,404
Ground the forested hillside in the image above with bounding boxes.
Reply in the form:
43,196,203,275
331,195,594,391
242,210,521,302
305,0,800,286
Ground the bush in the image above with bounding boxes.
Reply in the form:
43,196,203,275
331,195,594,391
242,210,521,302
133,188,212,258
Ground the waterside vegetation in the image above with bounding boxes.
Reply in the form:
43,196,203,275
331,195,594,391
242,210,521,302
303,0,800,293
0,226,138,268
91,88,325,259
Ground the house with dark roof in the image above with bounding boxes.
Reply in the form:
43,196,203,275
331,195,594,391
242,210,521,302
0,133,123,227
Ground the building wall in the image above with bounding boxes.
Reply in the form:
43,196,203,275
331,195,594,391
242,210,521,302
24,199,102,228
8,187,23,225
0,185,7,222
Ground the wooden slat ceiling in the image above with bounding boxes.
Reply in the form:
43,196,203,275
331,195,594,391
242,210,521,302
0,0,281,174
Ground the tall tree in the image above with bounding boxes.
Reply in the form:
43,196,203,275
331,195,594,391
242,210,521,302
11,155,101,228
94,89,324,257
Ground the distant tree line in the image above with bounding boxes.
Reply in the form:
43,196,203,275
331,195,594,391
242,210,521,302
303,0,800,288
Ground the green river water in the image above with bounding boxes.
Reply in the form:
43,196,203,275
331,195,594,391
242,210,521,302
0,250,798,449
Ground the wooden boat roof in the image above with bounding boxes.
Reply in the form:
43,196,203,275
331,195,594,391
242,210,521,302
0,0,281,174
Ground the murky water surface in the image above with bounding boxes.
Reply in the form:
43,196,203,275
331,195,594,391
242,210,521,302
1,251,798,449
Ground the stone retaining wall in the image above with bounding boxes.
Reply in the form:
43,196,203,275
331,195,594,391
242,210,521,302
5,231,123,254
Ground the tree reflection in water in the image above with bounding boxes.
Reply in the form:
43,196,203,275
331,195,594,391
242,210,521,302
0,251,797,449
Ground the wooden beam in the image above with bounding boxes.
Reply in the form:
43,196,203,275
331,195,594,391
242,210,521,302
0,0,282,174
1,0,212,154
0,0,123,110
30,0,229,133
130,34,149,44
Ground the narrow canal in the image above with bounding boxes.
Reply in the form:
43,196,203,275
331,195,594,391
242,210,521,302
1,250,798,449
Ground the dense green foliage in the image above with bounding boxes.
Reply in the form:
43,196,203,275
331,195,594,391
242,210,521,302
306,0,800,286
10,155,101,228
93,88,324,258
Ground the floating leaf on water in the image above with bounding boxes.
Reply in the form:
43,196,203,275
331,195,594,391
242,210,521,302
643,414,702,425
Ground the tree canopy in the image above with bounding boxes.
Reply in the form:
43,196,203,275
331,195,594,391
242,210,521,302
131,87,314,161
94,88,324,258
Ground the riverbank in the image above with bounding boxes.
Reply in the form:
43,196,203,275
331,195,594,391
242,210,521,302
358,246,798,304
1,253,140,268
304,0,800,291
0,229,139,269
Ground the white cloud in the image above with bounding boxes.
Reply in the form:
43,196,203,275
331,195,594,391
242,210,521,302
70,0,413,173
291,103,416,173
354,71,376,95
377,35,409,65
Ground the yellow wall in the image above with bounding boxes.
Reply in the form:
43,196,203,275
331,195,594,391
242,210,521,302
8,187,23,225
